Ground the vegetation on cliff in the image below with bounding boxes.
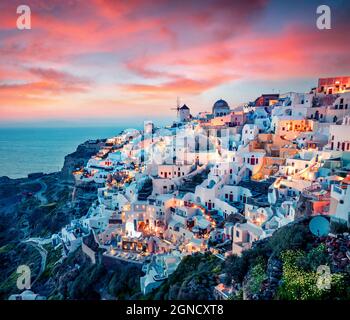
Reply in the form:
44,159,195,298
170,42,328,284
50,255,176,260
149,220,350,300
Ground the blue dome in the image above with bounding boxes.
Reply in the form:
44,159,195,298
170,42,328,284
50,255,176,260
309,216,330,237
213,99,229,110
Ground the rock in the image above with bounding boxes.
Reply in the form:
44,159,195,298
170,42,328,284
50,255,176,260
61,140,105,182
340,245,347,253
336,252,345,259
0,176,11,183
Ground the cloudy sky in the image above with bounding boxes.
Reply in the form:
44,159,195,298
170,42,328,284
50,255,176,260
0,0,349,126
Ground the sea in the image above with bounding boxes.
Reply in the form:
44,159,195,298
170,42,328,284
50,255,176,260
0,126,142,179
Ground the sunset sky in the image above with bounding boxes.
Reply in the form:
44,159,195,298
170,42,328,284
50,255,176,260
0,0,350,126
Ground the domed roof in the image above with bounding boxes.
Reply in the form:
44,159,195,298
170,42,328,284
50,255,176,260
213,99,229,110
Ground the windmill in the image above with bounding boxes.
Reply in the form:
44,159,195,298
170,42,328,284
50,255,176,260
170,97,181,117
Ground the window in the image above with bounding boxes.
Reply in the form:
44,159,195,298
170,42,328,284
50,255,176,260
236,230,240,238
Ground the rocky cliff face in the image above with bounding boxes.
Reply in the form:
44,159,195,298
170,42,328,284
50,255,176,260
60,139,105,182
0,139,106,299
257,256,283,300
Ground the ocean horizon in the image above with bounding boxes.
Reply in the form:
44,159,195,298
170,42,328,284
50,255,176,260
0,126,142,179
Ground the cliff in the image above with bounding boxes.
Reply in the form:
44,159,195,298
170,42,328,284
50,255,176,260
60,139,105,182
0,139,103,299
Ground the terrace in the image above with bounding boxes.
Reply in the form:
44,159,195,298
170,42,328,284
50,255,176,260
103,249,148,264
302,183,331,201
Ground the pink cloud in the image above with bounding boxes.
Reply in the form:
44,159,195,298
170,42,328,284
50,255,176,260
0,0,349,122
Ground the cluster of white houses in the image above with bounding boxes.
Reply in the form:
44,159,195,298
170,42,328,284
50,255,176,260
59,76,350,296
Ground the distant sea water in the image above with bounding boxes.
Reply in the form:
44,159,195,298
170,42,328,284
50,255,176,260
0,126,140,179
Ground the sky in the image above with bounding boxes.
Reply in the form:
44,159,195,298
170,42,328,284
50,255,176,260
0,0,350,126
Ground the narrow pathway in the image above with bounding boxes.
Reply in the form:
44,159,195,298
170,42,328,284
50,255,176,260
36,180,48,205
22,238,48,284
20,178,48,205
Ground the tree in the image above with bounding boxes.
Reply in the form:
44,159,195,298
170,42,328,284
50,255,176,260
224,255,245,283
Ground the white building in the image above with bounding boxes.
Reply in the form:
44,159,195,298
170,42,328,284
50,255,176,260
157,164,193,179
242,124,259,145
140,252,182,295
329,176,350,227
9,290,46,300
232,222,264,256
329,115,350,151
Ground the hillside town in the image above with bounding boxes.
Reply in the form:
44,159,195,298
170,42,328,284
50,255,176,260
55,76,350,297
